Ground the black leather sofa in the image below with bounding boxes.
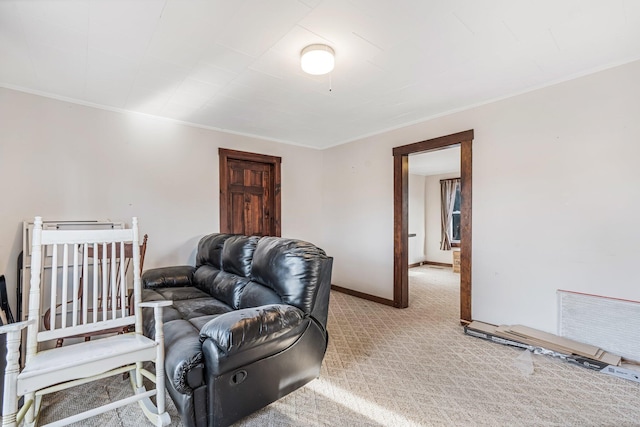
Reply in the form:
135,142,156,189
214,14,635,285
140,233,333,427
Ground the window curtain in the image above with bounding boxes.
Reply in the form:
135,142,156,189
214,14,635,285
440,178,460,251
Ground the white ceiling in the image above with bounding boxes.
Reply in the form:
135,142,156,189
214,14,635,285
2,0,640,149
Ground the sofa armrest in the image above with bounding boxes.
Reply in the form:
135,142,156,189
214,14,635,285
199,304,304,356
162,319,205,395
142,265,195,289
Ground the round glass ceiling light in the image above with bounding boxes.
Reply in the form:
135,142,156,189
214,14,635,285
300,44,335,75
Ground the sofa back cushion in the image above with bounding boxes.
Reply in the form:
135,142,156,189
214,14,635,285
210,272,251,309
221,235,259,277
237,282,282,309
198,235,259,308
193,265,221,295
194,233,329,313
196,233,233,269
250,237,328,315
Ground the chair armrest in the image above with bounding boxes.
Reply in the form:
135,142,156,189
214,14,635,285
0,319,34,335
138,300,173,348
138,300,174,309
142,266,195,289
199,304,304,356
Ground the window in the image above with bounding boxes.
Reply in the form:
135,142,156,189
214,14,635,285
439,177,460,251
451,185,461,243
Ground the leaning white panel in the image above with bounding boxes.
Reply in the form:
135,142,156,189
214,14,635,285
558,290,640,362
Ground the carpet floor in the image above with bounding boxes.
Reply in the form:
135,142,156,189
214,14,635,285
39,265,640,426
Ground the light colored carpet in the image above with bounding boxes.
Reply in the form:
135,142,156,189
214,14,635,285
40,265,640,426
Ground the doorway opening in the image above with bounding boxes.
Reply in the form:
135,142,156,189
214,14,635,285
393,130,473,323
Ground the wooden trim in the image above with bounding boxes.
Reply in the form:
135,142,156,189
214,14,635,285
219,150,230,233
330,285,395,307
219,148,282,165
393,154,409,308
218,148,282,237
273,160,282,236
409,261,453,268
459,139,472,322
423,261,453,268
393,130,474,156
393,130,473,322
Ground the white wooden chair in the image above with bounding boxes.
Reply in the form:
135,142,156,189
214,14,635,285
0,217,171,427
42,234,149,348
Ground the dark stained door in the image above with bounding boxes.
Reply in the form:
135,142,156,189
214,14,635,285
219,148,281,237
227,159,272,235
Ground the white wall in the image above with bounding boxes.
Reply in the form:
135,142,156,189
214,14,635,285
322,59,640,333
321,134,395,295
0,87,324,316
408,173,426,265
3,59,640,336
425,172,460,265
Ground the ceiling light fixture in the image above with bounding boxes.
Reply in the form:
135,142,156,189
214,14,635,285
300,44,335,75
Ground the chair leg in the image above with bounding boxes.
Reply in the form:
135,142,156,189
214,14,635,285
130,364,170,427
2,330,21,427
152,306,167,419
155,343,166,417
22,395,40,427
131,304,170,426
24,392,36,426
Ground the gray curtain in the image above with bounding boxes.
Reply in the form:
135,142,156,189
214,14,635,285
440,178,460,251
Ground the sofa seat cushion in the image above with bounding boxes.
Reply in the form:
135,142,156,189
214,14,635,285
187,315,219,331
172,297,233,320
140,288,232,334
151,286,211,302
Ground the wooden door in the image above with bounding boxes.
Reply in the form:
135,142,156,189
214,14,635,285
219,148,281,236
